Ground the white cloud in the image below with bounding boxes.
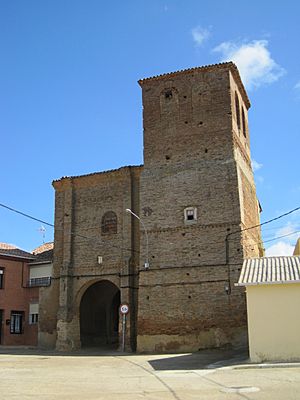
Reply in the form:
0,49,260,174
264,222,299,256
213,40,285,90
256,175,264,184
191,26,211,47
251,159,263,172
294,81,300,99
276,222,298,238
265,241,294,256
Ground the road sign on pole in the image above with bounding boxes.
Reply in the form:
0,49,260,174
120,303,129,352
120,303,129,315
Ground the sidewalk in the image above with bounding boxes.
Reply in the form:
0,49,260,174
0,346,300,399
1,344,299,369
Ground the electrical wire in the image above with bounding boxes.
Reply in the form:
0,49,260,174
264,230,300,243
0,202,139,255
0,203,55,228
0,202,299,260
241,229,300,251
227,206,300,241
261,224,300,233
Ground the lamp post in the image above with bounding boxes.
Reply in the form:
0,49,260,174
126,208,149,269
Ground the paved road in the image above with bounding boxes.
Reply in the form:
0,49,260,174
0,348,299,399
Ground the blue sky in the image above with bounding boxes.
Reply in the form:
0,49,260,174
0,1,299,254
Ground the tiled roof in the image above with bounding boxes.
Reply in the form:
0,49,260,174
32,242,54,255
52,165,143,184
237,256,300,286
0,242,35,260
138,62,250,109
31,242,53,263
31,249,53,263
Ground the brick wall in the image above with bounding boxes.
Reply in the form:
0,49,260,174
0,256,38,346
137,63,261,352
42,166,141,350
47,63,262,353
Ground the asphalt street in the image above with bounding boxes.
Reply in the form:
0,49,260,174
0,347,299,399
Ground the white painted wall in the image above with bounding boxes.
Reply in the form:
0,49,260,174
246,283,300,362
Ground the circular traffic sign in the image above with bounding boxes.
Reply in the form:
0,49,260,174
120,303,129,315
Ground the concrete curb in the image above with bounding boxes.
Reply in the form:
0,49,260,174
232,362,300,370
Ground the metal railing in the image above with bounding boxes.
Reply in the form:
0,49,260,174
28,277,51,287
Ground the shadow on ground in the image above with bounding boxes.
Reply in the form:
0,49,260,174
0,346,249,370
148,348,249,371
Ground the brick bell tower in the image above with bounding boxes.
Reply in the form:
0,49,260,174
136,62,262,353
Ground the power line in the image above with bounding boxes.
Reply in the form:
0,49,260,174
1,202,299,262
0,203,55,228
0,202,243,252
225,206,300,263
227,206,300,242
241,229,300,251
261,224,300,233
264,230,300,243
0,202,139,255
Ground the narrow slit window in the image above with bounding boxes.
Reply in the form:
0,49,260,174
0,268,4,289
235,92,241,130
242,107,246,138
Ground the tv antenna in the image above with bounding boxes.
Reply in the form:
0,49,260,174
38,225,46,243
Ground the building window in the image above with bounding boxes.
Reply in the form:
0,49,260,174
101,211,117,234
29,303,39,325
10,311,24,334
28,277,51,287
184,207,197,222
0,268,4,289
235,92,241,131
242,107,246,138
29,313,38,325
164,89,173,100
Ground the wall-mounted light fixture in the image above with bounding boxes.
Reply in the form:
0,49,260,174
126,208,149,269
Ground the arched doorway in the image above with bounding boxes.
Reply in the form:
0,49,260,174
80,280,120,348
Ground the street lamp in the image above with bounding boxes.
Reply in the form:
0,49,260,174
125,209,149,269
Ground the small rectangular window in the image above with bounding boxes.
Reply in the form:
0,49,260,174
10,311,24,334
29,313,38,325
184,207,197,222
29,303,39,325
0,268,4,289
186,210,194,220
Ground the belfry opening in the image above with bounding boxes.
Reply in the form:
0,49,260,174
79,280,120,348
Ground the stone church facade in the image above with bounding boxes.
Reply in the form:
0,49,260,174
39,62,262,352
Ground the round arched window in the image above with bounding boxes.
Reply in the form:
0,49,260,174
101,211,117,234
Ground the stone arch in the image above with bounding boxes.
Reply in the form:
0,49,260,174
79,280,120,347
